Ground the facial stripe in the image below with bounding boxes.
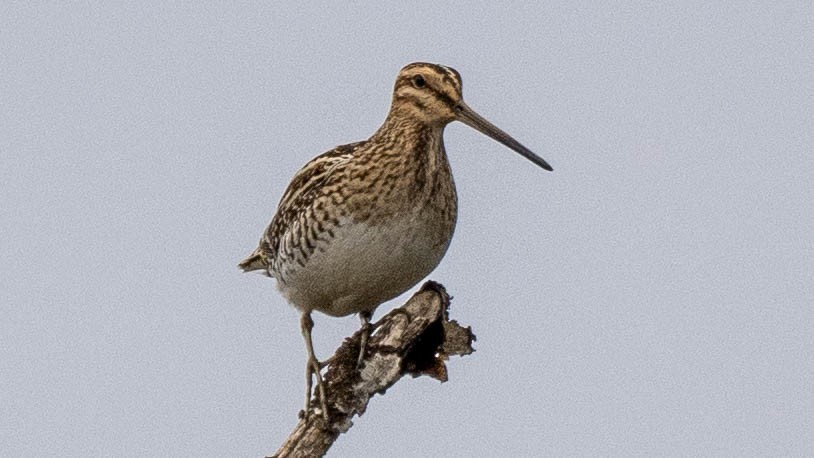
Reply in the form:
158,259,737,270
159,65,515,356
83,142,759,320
395,83,457,111
398,62,461,91
438,65,462,91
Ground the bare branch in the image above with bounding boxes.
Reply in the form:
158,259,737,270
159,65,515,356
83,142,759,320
270,281,475,458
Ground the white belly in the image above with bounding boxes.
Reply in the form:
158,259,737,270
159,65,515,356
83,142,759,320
275,213,453,317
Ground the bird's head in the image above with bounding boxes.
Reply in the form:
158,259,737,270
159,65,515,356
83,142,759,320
389,62,553,171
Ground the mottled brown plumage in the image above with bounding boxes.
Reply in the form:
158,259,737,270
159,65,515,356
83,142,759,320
240,62,552,421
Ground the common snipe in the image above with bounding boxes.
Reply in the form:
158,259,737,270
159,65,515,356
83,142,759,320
240,62,552,421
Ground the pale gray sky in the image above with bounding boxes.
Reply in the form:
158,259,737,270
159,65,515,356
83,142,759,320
2,2,813,456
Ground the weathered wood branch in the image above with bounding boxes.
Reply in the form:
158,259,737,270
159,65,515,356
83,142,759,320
270,281,475,458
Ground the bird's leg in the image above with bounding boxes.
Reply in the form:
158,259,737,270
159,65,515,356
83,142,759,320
357,310,372,369
300,312,328,422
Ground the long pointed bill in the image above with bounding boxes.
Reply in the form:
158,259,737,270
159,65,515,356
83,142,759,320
455,102,553,171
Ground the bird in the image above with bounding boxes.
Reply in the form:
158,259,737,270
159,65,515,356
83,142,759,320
239,62,552,421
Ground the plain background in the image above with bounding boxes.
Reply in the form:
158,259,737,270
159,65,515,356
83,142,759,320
2,2,813,456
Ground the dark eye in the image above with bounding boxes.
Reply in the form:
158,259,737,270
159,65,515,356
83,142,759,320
412,75,426,88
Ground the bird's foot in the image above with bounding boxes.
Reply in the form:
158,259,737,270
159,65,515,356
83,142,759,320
356,311,372,370
302,355,330,423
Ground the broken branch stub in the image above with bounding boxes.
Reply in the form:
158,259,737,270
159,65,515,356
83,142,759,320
270,281,475,458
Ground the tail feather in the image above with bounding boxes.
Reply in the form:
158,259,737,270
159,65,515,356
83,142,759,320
238,251,268,273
